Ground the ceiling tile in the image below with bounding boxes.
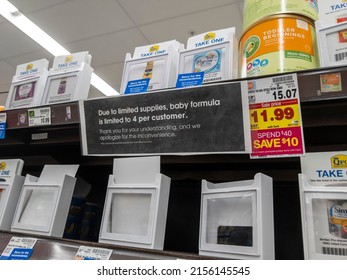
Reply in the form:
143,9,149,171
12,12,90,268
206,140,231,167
25,0,135,44
65,28,148,67
5,49,54,70
9,0,72,14
0,60,15,90
119,0,239,25
139,3,244,46
1,1,71,24
0,22,43,59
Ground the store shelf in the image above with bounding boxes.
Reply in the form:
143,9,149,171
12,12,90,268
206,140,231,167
297,65,347,102
0,231,212,260
5,101,80,130
1,67,347,260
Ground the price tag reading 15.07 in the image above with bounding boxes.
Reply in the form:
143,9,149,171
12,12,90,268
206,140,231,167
247,74,305,158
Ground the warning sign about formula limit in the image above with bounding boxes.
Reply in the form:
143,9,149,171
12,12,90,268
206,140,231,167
80,83,247,155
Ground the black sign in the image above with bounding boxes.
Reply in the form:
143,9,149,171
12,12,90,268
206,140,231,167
80,82,246,155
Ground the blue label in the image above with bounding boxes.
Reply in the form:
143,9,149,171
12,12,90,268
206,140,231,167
124,78,150,94
176,72,205,88
0,248,33,260
0,123,6,140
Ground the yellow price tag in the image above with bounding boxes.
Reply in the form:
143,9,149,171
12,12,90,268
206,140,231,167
250,102,300,130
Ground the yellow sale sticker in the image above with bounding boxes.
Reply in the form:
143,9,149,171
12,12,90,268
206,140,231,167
249,100,300,130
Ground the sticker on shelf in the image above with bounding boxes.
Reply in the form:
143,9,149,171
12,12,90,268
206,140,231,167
31,132,48,141
74,246,112,260
124,78,150,94
0,113,6,124
28,107,51,126
320,73,342,93
0,113,6,140
246,74,305,158
0,236,37,260
176,72,204,88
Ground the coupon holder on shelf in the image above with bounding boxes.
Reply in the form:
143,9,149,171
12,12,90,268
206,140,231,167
5,59,49,110
316,1,347,67
317,1,347,27
99,156,171,250
299,151,347,259
120,40,182,94
0,159,24,231
177,27,238,86
199,173,274,260
316,20,347,67
11,165,79,237
42,51,93,105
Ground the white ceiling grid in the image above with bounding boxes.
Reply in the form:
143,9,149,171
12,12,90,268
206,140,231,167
0,0,245,101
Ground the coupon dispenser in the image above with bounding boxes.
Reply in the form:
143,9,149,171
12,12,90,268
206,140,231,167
42,51,93,104
11,165,79,237
99,156,171,250
0,159,24,231
178,27,238,84
5,59,49,110
120,40,182,94
199,173,274,259
299,175,347,259
317,0,347,28
315,20,347,67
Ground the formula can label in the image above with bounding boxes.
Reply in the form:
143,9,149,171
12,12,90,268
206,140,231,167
240,16,319,78
243,0,318,31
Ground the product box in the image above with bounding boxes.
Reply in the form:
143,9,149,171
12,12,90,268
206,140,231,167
178,27,238,84
42,51,93,105
316,20,347,67
0,159,24,231
11,165,79,237
120,40,182,94
5,59,49,110
300,151,347,259
99,156,171,250
199,173,274,259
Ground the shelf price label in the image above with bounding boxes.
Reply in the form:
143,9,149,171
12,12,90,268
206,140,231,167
28,107,51,127
0,237,37,260
247,74,305,158
0,113,6,139
74,246,112,260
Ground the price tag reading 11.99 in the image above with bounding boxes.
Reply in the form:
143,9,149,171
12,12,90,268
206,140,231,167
247,74,305,158
249,99,300,130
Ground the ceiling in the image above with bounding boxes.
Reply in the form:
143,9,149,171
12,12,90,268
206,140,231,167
0,0,245,103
